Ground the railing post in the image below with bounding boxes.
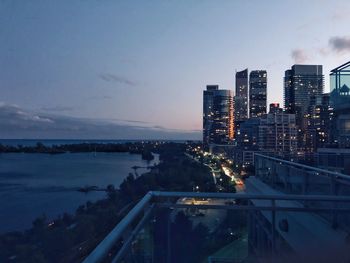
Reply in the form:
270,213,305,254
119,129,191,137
167,198,172,263
302,168,309,195
272,161,276,188
271,199,276,261
83,192,153,263
285,166,291,193
121,226,133,262
112,205,155,263
331,175,339,228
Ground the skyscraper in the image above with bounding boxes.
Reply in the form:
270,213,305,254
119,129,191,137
305,93,334,152
203,85,234,145
235,69,249,121
284,65,324,149
284,65,324,127
329,61,350,147
249,70,267,118
258,112,297,157
203,85,218,145
234,111,297,164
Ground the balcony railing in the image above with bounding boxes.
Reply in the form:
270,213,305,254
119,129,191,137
82,191,350,263
254,153,350,231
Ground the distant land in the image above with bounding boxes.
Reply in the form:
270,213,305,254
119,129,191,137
0,139,199,147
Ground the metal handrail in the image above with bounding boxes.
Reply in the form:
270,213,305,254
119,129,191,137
82,191,350,263
158,203,350,212
152,191,350,202
83,192,153,263
254,153,350,180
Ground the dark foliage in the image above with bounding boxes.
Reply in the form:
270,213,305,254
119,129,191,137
0,142,213,262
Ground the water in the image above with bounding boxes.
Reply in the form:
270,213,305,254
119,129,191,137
0,152,159,233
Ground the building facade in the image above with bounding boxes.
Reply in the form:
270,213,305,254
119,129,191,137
317,148,350,175
269,103,283,114
203,85,234,145
233,117,260,166
249,70,267,118
284,65,324,128
203,85,218,145
235,69,249,121
234,112,297,165
305,93,334,152
258,112,297,157
330,61,350,148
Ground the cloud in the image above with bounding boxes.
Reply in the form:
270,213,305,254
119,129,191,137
88,95,113,100
331,10,348,22
153,125,166,130
331,13,344,21
329,36,350,54
296,23,308,31
0,103,200,140
40,106,75,112
318,47,329,56
99,118,150,125
0,103,54,125
119,58,137,65
291,49,309,63
99,73,137,86
151,125,201,133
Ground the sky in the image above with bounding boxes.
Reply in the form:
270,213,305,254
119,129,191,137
1,0,350,139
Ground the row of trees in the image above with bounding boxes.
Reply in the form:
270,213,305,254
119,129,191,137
0,141,156,159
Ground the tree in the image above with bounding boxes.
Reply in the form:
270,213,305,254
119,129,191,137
106,184,118,201
32,214,47,229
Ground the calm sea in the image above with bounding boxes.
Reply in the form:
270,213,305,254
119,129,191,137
0,151,159,233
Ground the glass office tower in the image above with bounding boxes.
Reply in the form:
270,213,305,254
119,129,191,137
330,61,350,147
305,93,334,151
284,65,324,149
203,86,234,145
235,69,249,121
249,70,267,118
284,65,324,128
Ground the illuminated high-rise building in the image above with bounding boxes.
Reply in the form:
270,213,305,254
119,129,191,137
203,85,234,145
235,69,249,121
258,112,298,156
249,70,267,118
203,85,218,145
284,65,324,127
284,64,324,148
305,93,334,152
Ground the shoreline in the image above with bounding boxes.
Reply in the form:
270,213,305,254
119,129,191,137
0,142,156,161
0,150,159,234
0,142,218,262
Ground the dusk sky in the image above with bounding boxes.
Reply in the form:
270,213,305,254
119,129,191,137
1,0,350,139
